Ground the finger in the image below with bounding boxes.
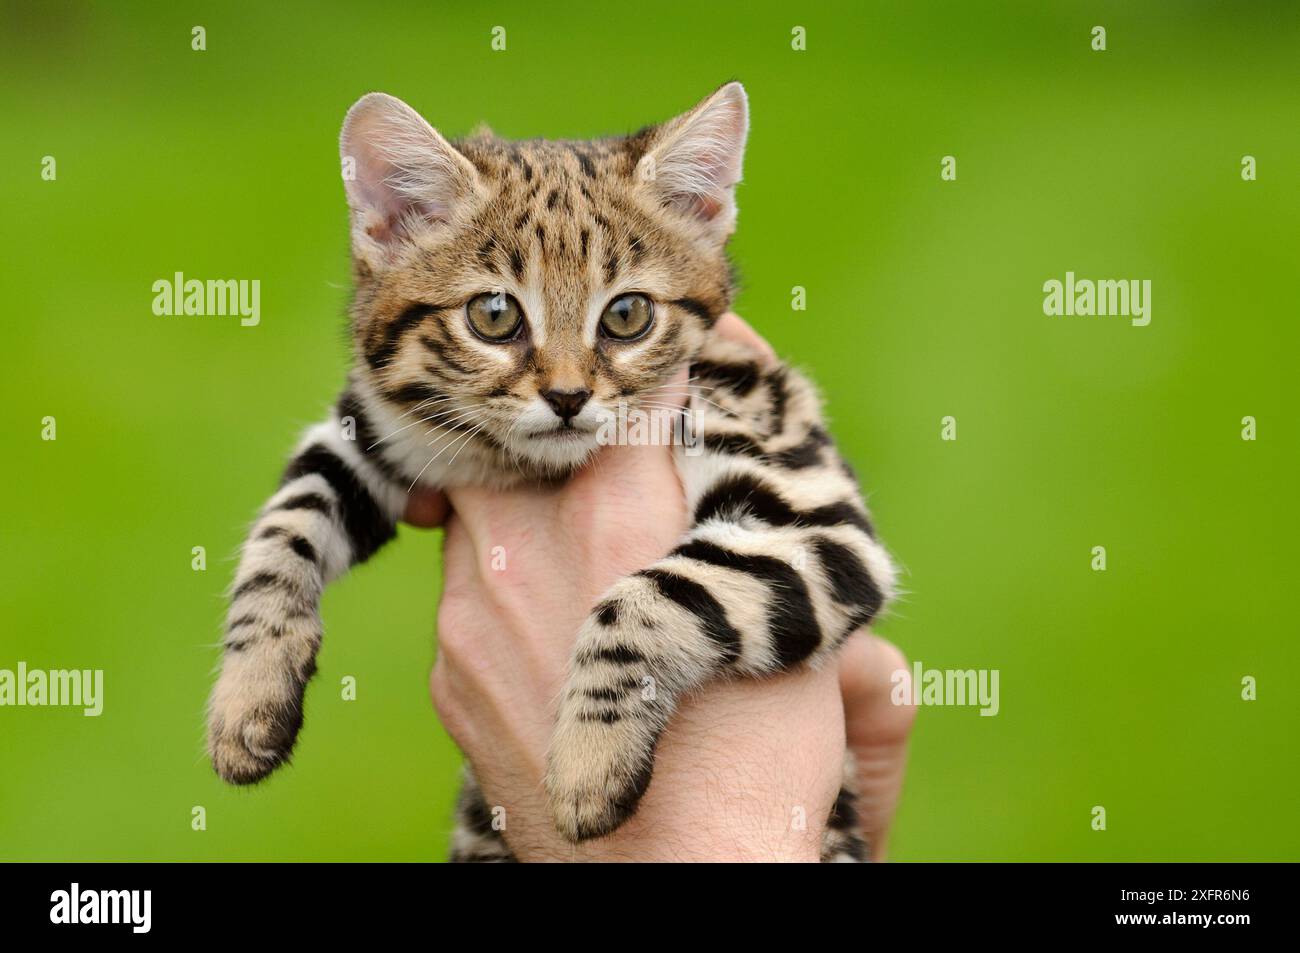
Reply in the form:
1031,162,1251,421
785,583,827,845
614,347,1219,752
838,631,916,861
428,654,475,754
713,312,777,366
438,513,478,592
644,364,692,410
403,488,450,528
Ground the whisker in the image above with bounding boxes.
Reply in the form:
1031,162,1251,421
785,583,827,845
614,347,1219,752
447,421,491,469
428,421,486,469
407,453,442,494
388,394,462,425
367,403,476,450
642,387,731,413
421,408,483,444
364,392,459,436
406,411,486,492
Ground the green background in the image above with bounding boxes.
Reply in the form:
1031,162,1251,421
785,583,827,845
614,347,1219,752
2,0,1296,861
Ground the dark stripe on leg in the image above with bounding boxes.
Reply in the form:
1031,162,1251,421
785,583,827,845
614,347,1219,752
277,492,333,516
671,539,821,667
231,571,298,601
805,502,875,537
811,536,884,631
701,426,831,470
256,526,319,565
769,426,830,469
692,359,760,397
595,600,620,626
576,643,646,666
281,444,396,563
827,786,860,832
695,473,799,526
639,569,741,664
703,432,766,459
695,473,874,537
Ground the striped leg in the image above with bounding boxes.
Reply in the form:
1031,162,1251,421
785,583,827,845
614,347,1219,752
545,501,895,841
449,768,517,863
207,410,406,784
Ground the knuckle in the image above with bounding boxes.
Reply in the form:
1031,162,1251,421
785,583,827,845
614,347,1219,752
435,595,478,657
429,671,470,747
841,630,910,704
872,636,910,680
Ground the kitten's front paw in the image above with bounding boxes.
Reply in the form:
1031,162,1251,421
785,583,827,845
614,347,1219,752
208,697,304,785
545,592,671,841
545,703,659,842
206,656,309,785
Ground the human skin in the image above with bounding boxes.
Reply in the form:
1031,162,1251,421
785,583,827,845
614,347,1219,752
410,315,916,861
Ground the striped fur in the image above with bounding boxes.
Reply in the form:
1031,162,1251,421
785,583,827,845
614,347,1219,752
206,83,897,862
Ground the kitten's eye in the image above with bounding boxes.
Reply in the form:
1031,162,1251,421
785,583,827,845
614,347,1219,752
466,292,524,341
599,293,654,341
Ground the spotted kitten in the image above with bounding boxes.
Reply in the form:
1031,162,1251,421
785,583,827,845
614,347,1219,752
206,83,897,861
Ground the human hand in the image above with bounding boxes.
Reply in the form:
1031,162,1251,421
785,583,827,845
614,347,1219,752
412,314,914,861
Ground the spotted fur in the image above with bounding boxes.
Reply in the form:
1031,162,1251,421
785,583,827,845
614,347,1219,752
205,84,897,861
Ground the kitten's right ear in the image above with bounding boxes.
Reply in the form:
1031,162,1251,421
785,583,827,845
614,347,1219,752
340,93,482,269
635,82,749,241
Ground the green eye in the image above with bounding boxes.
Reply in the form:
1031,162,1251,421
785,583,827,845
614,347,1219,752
599,293,654,340
467,292,524,341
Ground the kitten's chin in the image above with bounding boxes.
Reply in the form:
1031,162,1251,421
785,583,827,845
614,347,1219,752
508,428,600,474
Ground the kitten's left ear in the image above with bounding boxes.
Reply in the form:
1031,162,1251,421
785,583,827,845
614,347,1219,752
636,82,749,240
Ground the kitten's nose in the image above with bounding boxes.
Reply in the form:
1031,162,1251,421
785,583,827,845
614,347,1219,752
541,388,591,422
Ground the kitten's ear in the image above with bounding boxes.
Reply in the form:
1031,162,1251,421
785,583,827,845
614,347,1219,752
636,82,749,239
340,92,482,268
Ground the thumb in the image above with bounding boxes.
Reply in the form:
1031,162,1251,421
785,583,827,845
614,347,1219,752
839,632,916,861
713,312,777,366
403,488,450,528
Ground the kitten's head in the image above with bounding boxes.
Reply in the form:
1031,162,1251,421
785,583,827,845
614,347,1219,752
340,83,748,474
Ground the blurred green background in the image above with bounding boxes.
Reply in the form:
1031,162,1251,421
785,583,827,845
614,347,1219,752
2,0,1296,861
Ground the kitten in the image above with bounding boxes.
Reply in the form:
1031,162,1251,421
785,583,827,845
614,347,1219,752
205,83,897,861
